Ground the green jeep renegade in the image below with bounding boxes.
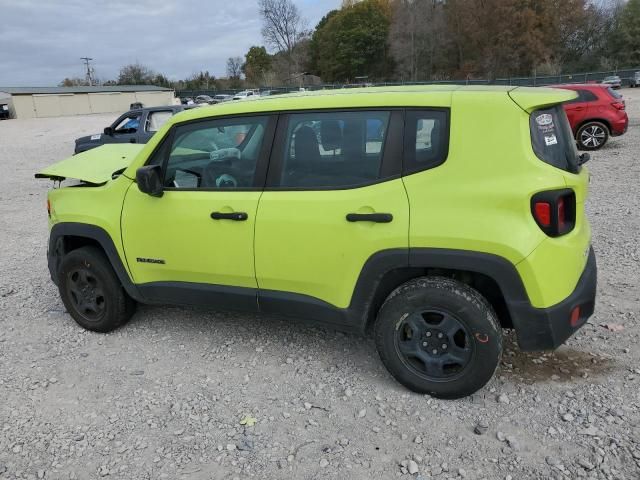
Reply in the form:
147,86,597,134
37,86,597,399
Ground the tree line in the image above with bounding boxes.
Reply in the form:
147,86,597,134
61,0,640,90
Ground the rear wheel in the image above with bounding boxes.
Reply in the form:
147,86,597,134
577,121,609,150
58,246,136,332
374,277,502,399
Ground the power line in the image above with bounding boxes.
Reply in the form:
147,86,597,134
81,57,94,86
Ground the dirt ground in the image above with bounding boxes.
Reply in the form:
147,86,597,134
0,91,639,480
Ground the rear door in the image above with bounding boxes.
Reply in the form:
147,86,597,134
563,89,590,130
254,109,409,311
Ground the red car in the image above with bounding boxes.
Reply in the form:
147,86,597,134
554,84,628,150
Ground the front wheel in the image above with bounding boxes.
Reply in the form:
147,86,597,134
374,277,502,399
577,121,609,150
58,246,136,332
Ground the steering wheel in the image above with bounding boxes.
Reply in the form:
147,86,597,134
215,174,238,188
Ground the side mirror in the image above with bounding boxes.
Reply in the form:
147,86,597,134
136,165,164,197
578,152,591,166
104,127,114,136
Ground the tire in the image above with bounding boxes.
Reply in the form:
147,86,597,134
58,246,136,333
374,276,502,399
576,121,609,151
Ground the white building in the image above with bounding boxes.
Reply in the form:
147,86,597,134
0,85,174,119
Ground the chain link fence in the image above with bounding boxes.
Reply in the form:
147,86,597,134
176,67,640,99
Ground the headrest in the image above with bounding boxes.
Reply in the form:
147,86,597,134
320,120,343,151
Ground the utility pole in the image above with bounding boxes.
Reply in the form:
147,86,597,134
81,57,94,86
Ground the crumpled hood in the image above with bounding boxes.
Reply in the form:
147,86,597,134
35,144,144,184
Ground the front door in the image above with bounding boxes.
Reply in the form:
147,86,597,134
108,111,142,145
121,114,275,307
254,110,409,312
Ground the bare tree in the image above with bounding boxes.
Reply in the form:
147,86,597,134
258,0,308,76
226,57,244,79
226,57,244,88
118,63,156,85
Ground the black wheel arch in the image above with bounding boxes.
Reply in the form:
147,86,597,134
356,249,526,333
48,223,142,301
574,118,611,136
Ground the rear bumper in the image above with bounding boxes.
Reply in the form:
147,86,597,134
509,247,597,351
610,113,629,136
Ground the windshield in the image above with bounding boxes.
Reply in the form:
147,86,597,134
530,106,580,174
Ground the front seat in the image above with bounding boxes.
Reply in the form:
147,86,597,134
285,125,322,187
293,126,321,165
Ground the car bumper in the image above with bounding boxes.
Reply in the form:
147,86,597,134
509,247,597,351
610,114,629,136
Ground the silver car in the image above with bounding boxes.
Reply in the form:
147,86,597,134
602,75,622,89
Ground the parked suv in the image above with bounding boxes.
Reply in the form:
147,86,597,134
36,86,597,399
554,84,628,150
629,71,640,88
74,106,191,154
601,75,621,89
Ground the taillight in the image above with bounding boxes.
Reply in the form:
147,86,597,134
531,189,575,237
570,306,581,327
533,202,551,227
46,199,51,218
557,196,566,230
611,101,625,110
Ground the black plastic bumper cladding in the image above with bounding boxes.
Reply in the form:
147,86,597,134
46,224,596,351
47,223,143,302
407,247,597,351
508,247,597,351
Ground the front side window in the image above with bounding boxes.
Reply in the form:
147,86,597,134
277,111,390,188
146,110,173,132
114,113,141,134
403,110,449,174
162,116,268,189
530,106,579,173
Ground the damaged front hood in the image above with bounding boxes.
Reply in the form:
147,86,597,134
35,144,144,184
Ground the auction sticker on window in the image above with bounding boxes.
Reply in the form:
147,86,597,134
91,134,101,140
535,113,554,127
544,134,558,146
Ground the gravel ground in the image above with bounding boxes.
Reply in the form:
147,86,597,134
0,92,639,480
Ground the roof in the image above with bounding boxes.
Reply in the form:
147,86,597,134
553,83,611,88
0,85,173,95
171,85,576,124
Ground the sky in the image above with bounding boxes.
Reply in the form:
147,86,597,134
0,0,341,86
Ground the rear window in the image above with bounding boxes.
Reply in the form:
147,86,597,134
530,106,580,173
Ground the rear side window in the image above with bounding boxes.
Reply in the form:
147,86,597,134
403,110,449,174
277,110,390,188
581,90,598,102
566,89,598,103
530,106,579,173
145,110,173,132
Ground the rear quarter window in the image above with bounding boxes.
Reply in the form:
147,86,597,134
530,106,580,173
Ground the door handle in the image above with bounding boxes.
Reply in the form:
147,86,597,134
211,211,248,221
346,213,393,223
